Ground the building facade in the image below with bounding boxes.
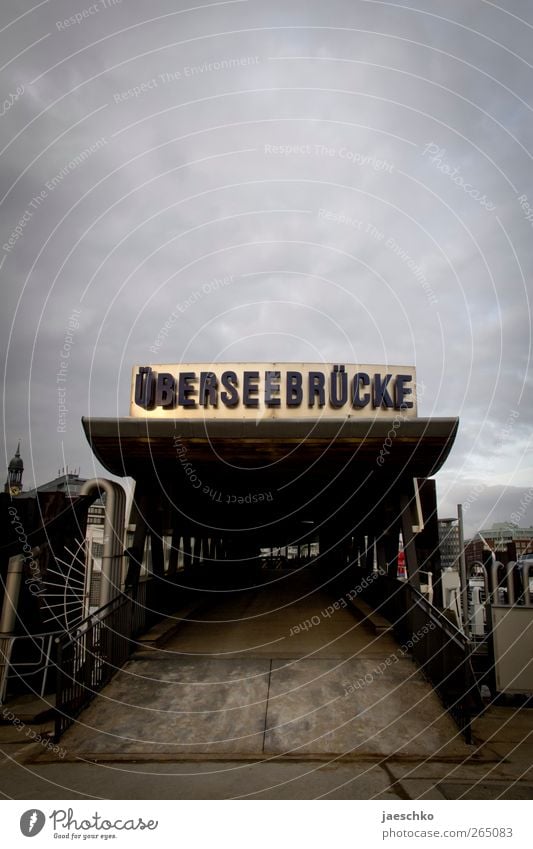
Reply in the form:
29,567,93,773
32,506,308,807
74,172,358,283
438,518,461,570
466,522,533,567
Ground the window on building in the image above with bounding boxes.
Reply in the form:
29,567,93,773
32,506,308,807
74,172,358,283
92,541,104,558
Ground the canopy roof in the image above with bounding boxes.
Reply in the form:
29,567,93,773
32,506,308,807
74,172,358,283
83,417,457,476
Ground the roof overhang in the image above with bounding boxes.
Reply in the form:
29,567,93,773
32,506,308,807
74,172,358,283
83,416,458,478
82,416,458,533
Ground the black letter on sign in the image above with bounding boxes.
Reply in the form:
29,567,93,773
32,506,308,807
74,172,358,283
156,373,176,408
308,372,325,407
373,374,394,408
286,371,302,407
265,371,281,407
220,371,239,407
243,371,260,408
330,365,348,408
178,372,197,408
394,374,413,410
199,372,218,407
352,373,370,408
135,367,156,409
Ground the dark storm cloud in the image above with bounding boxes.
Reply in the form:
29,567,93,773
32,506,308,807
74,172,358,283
1,0,532,535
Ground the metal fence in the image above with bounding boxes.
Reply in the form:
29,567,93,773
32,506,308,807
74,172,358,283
0,634,54,704
366,576,483,742
53,576,183,740
54,579,153,741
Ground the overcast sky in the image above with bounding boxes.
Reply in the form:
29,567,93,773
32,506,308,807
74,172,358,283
1,0,532,535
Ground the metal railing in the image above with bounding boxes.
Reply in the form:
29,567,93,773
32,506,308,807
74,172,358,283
365,576,483,742
54,594,130,740
0,634,54,704
53,576,182,741
54,578,155,741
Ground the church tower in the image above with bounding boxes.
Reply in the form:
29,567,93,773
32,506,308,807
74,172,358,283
5,442,23,496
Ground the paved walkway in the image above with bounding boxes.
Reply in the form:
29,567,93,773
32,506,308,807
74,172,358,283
48,569,467,760
1,569,532,798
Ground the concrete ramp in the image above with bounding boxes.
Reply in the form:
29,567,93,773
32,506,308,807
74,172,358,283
58,573,470,760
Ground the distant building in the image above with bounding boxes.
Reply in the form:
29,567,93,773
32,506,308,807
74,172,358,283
466,522,533,567
4,442,24,496
438,518,461,570
28,470,178,610
0,453,96,655
465,536,486,568
26,469,109,615
26,467,84,499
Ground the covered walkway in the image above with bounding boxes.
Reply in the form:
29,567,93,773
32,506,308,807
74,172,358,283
57,569,468,760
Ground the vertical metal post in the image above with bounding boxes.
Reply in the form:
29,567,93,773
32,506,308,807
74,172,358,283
167,527,180,576
54,637,63,741
457,504,470,637
400,494,420,590
522,562,532,605
183,535,192,571
0,637,14,704
0,555,24,634
505,561,516,606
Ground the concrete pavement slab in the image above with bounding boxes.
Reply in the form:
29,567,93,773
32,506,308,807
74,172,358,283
60,657,271,756
264,657,470,757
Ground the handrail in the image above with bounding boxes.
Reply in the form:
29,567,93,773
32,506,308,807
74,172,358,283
54,592,133,741
363,575,482,741
0,634,54,703
408,582,470,648
53,578,155,741
54,592,127,651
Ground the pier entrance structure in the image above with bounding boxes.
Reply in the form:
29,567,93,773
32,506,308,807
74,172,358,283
83,362,458,596
46,360,482,756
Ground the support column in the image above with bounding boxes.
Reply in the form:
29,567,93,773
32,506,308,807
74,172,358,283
364,530,375,574
124,514,147,592
414,478,443,607
148,507,165,579
376,535,387,575
192,534,201,567
400,493,420,590
383,525,400,580
167,526,180,576
183,535,192,572
124,487,150,600
0,555,24,635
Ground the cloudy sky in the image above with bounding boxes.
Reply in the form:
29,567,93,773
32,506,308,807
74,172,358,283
1,0,532,534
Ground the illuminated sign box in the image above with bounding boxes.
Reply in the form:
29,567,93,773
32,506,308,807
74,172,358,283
130,363,418,420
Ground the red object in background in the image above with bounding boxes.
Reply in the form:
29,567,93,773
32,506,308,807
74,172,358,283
397,549,406,578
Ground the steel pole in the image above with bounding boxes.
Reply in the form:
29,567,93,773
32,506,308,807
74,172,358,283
457,504,469,637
